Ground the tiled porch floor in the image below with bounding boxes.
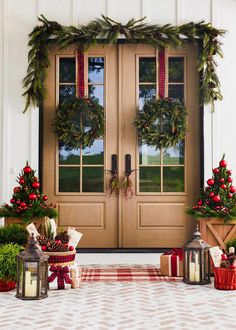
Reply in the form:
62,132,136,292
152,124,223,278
0,254,236,330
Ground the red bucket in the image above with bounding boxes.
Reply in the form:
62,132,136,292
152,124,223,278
214,267,236,290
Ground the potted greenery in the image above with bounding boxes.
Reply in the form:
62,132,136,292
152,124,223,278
187,155,236,249
0,224,28,246
0,243,23,291
0,162,57,232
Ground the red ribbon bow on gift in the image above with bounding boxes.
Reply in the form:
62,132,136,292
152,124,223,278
164,248,184,261
48,265,72,289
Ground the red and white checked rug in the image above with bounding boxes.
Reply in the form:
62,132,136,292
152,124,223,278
81,265,182,282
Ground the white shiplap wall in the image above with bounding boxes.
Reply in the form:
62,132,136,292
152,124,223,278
0,0,236,203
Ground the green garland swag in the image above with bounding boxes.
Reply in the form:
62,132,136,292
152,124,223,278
22,15,225,113
52,97,104,150
134,98,187,149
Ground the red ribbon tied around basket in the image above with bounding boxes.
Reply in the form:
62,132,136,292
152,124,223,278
48,265,72,289
163,248,184,277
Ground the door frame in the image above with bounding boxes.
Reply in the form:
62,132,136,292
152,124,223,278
38,41,205,251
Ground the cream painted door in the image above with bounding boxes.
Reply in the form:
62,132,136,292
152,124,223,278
120,44,200,247
43,44,199,248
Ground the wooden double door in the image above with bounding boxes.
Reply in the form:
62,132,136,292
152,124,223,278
43,44,200,248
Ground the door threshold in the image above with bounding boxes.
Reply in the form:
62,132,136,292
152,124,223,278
77,248,169,253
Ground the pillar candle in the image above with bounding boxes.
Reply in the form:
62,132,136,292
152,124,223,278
25,271,31,286
189,263,195,282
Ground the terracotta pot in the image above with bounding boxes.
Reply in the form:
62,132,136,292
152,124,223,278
0,279,16,292
4,216,49,235
198,217,236,249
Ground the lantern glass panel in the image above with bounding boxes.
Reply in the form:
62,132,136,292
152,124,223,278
40,261,47,295
24,261,38,298
17,260,23,295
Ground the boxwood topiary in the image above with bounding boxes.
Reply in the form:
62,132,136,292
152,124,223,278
0,244,23,281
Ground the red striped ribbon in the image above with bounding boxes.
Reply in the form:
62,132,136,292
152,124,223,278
77,52,85,97
158,48,165,98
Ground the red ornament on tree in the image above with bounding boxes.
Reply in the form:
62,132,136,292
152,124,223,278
43,195,48,201
219,178,224,183
13,187,21,193
219,159,227,167
227,170,232,175
227,177,233,183
19,179,25,185
209,192,214,198
198,200,203,205
213,168,219,174
32,182,40,189
213,195,221,203
207,179,214,186
220,184,227,190
228,193,233,198
20,202,26,207
23,165,32,174
69,246,74,251
10,198,15,204
41,245,47,251
29,193,37,200
230,186,236,193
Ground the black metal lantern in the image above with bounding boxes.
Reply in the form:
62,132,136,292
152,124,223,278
183,225,211,285
16,234,49,300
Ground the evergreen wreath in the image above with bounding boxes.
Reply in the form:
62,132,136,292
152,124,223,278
22,15,225,113
134,98,187,149
53,97,104,150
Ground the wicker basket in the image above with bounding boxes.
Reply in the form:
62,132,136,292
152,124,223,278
214,267,236,290
45,250,76,266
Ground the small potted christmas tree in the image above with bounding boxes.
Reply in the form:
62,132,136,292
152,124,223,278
188,155,236,249
0,162,57,231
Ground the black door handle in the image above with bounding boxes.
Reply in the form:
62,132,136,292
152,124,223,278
125,154,131,176
111,154,118,175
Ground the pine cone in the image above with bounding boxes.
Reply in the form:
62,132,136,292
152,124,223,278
46,240,68,252
220,260,231,268
55,231,69,244
36,235,50,246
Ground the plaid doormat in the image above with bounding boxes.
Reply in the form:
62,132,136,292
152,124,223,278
81,265,182,282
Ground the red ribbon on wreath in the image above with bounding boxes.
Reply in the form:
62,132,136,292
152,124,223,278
158,48,165,98
77,52,85,97
48,265,72,289
163,248,184,277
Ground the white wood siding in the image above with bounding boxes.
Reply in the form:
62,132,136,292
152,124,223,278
0,0,236,202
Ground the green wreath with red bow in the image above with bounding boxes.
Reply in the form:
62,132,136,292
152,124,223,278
134,98,187,149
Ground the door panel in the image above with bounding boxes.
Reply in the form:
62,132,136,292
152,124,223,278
43,45,119,247
43,43,199,248
121,44,199,247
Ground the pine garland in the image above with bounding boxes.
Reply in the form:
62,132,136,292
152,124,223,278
134,98,187,149
22,15,225,112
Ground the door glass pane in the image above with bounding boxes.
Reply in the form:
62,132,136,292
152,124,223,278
139,85,156,109
59,144,81,165
82,167,104,192
140,167,161,192
168,57,184,82
83,139,104,165
59,85,76,103
163,167,184,192
139,143,160,165
139,57,156,82
59,58,76,83
89,85,104,106
59,167,80,192
168,85,184,102
163,141,185,165
88,57,104,83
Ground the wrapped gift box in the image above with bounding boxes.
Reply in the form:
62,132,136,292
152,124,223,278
48,265,72,290
160,248,184,277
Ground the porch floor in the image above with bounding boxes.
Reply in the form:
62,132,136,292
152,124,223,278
0,254,235,330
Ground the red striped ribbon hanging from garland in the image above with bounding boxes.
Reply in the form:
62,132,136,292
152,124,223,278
158,48,165,98
77,52,85,97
